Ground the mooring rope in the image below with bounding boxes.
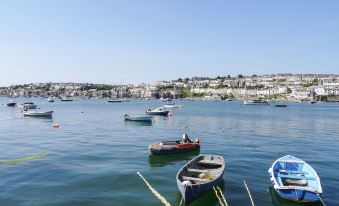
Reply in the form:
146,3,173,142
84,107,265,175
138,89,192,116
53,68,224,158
317,193,326,206
213,186,225,206
216,186,228,206
244,180,255,206
178,196,183,206
137,172,171,206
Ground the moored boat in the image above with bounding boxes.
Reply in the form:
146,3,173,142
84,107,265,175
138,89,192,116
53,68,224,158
7,100,16,107
124,114,152,122
19,102,38,109
309,100,316,104
176,155,225,205
149,138,200,155
47,97,54,102
275,104,287,107
145,107,169,116
243,99,269,105
61,96,73,101
268,155,323,202
23,110,53,117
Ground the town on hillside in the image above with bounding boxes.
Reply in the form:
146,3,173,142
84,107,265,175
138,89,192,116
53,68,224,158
1,74,339,102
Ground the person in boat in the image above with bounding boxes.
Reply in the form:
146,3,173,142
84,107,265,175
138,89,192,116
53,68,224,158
181,133,193,144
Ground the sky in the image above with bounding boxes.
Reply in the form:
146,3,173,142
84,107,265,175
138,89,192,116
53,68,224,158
0,0,339,86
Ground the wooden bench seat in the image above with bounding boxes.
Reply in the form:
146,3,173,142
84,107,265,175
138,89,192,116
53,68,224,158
182,176,209,182
187,169,208,173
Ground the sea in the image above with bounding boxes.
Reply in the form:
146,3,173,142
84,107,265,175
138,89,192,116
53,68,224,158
0,97,338,206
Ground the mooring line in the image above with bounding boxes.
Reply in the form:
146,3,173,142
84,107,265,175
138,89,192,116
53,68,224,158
244,180,255,206
216,186,228,206
137,171,171,206
213,186,225,206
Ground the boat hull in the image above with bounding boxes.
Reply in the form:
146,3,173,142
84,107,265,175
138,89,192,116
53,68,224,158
7,103,16,107
23,111,53,117
145,111,169,116
149,143,200,155
124,116,152,122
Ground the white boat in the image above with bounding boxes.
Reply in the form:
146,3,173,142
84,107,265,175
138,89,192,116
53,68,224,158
19,102,38,109
23,110,53,117
243,99,269,105
145,107,169,116
163,100,182,108
268,155,323,202
61,96,73,101
124,114,152,122
47,97,54,102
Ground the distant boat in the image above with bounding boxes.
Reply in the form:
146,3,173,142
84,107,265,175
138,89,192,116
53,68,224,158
268,155,323,202
148,138,200,154
309,100,316,104
243,99,269,105
176,155,225,205
145,107,169,116
19,102,38,109
163,100,182,108
275,104,287,107
61,97,73,101
23,110,53,117
47,97,54,102
124,114,152,122
7,100,16,107
225,98,232,101
108,99,130,103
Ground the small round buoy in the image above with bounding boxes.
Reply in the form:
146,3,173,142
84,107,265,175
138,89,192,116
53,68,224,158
52,124,60,128
81,111,84,114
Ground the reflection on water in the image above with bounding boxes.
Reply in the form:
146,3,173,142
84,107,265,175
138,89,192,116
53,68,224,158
123,121,153,126
268,187,323,206
148,151,200,167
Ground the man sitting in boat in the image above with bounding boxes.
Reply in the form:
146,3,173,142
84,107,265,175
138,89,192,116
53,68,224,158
181,133,193,144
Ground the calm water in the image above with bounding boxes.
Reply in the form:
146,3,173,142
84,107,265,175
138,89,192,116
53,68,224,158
0,98,338,206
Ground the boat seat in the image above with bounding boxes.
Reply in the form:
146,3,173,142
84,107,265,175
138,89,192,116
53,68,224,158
198,160,223,166
187,169,208,173
278,174,306,180
182,176,209,182
279,169,309,175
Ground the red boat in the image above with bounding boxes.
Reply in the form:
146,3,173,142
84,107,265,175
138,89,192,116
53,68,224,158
148,139,200,155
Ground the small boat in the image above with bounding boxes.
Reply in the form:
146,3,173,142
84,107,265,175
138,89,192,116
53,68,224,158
225,98,232,101
19,102,38,109
47,97,54,102
176,155,225,205
145,107,169,116
243,99,269,105
149,139,200,155
7,100,16,107
268,155,323,202
23,110,53,117
124,114,152,122
275,104,287,107
61,96,73,101
163,101,182,108
309,100,316,104
108,99,122,103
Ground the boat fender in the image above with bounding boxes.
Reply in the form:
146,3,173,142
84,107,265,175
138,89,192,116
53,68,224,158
53,124,60,128
194,138,200,143
182,180,192,187
159,142,164,146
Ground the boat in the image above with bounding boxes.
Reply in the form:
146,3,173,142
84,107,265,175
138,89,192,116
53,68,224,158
176,155,225,205
108,99,123,103
23,110,53,117
145,107,169,116
7,100,16,107
268,155,323,202
61,96,73,101
124,114,152,122
149,138,200,155
163,100,182,108
275,104,287,107
19,102,38,109
225,98,232,101
47,97,54,102
243,99,269,105
309,100,316,104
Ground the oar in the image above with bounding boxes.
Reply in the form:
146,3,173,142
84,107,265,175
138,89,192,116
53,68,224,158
244,180,255,206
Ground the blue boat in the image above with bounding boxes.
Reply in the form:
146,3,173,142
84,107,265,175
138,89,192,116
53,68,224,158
176,155,225,205
268,155,323,202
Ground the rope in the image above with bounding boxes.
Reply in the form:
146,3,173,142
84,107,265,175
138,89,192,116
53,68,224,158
216,186,228,206
213,186,225,206
137,172,171,206
178,196,183,206
317,193,326,206
244,180,255,206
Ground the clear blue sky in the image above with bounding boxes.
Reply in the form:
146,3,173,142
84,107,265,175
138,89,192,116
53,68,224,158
0,0,338,86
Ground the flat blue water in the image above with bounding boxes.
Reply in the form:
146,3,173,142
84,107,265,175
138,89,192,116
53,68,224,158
0,98,338,206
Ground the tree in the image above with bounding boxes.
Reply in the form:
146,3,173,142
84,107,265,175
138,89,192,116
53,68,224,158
237,74,244,78
177,78,183,82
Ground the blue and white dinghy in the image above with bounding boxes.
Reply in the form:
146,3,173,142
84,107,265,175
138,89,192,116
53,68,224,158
268,155,323,202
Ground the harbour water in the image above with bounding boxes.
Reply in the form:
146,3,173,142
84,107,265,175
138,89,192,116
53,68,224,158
0,98,338,206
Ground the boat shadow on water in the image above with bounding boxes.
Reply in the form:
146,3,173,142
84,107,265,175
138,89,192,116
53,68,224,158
148,150,200,167
268,187,323,206
175,179,225,206
124,121,153,126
